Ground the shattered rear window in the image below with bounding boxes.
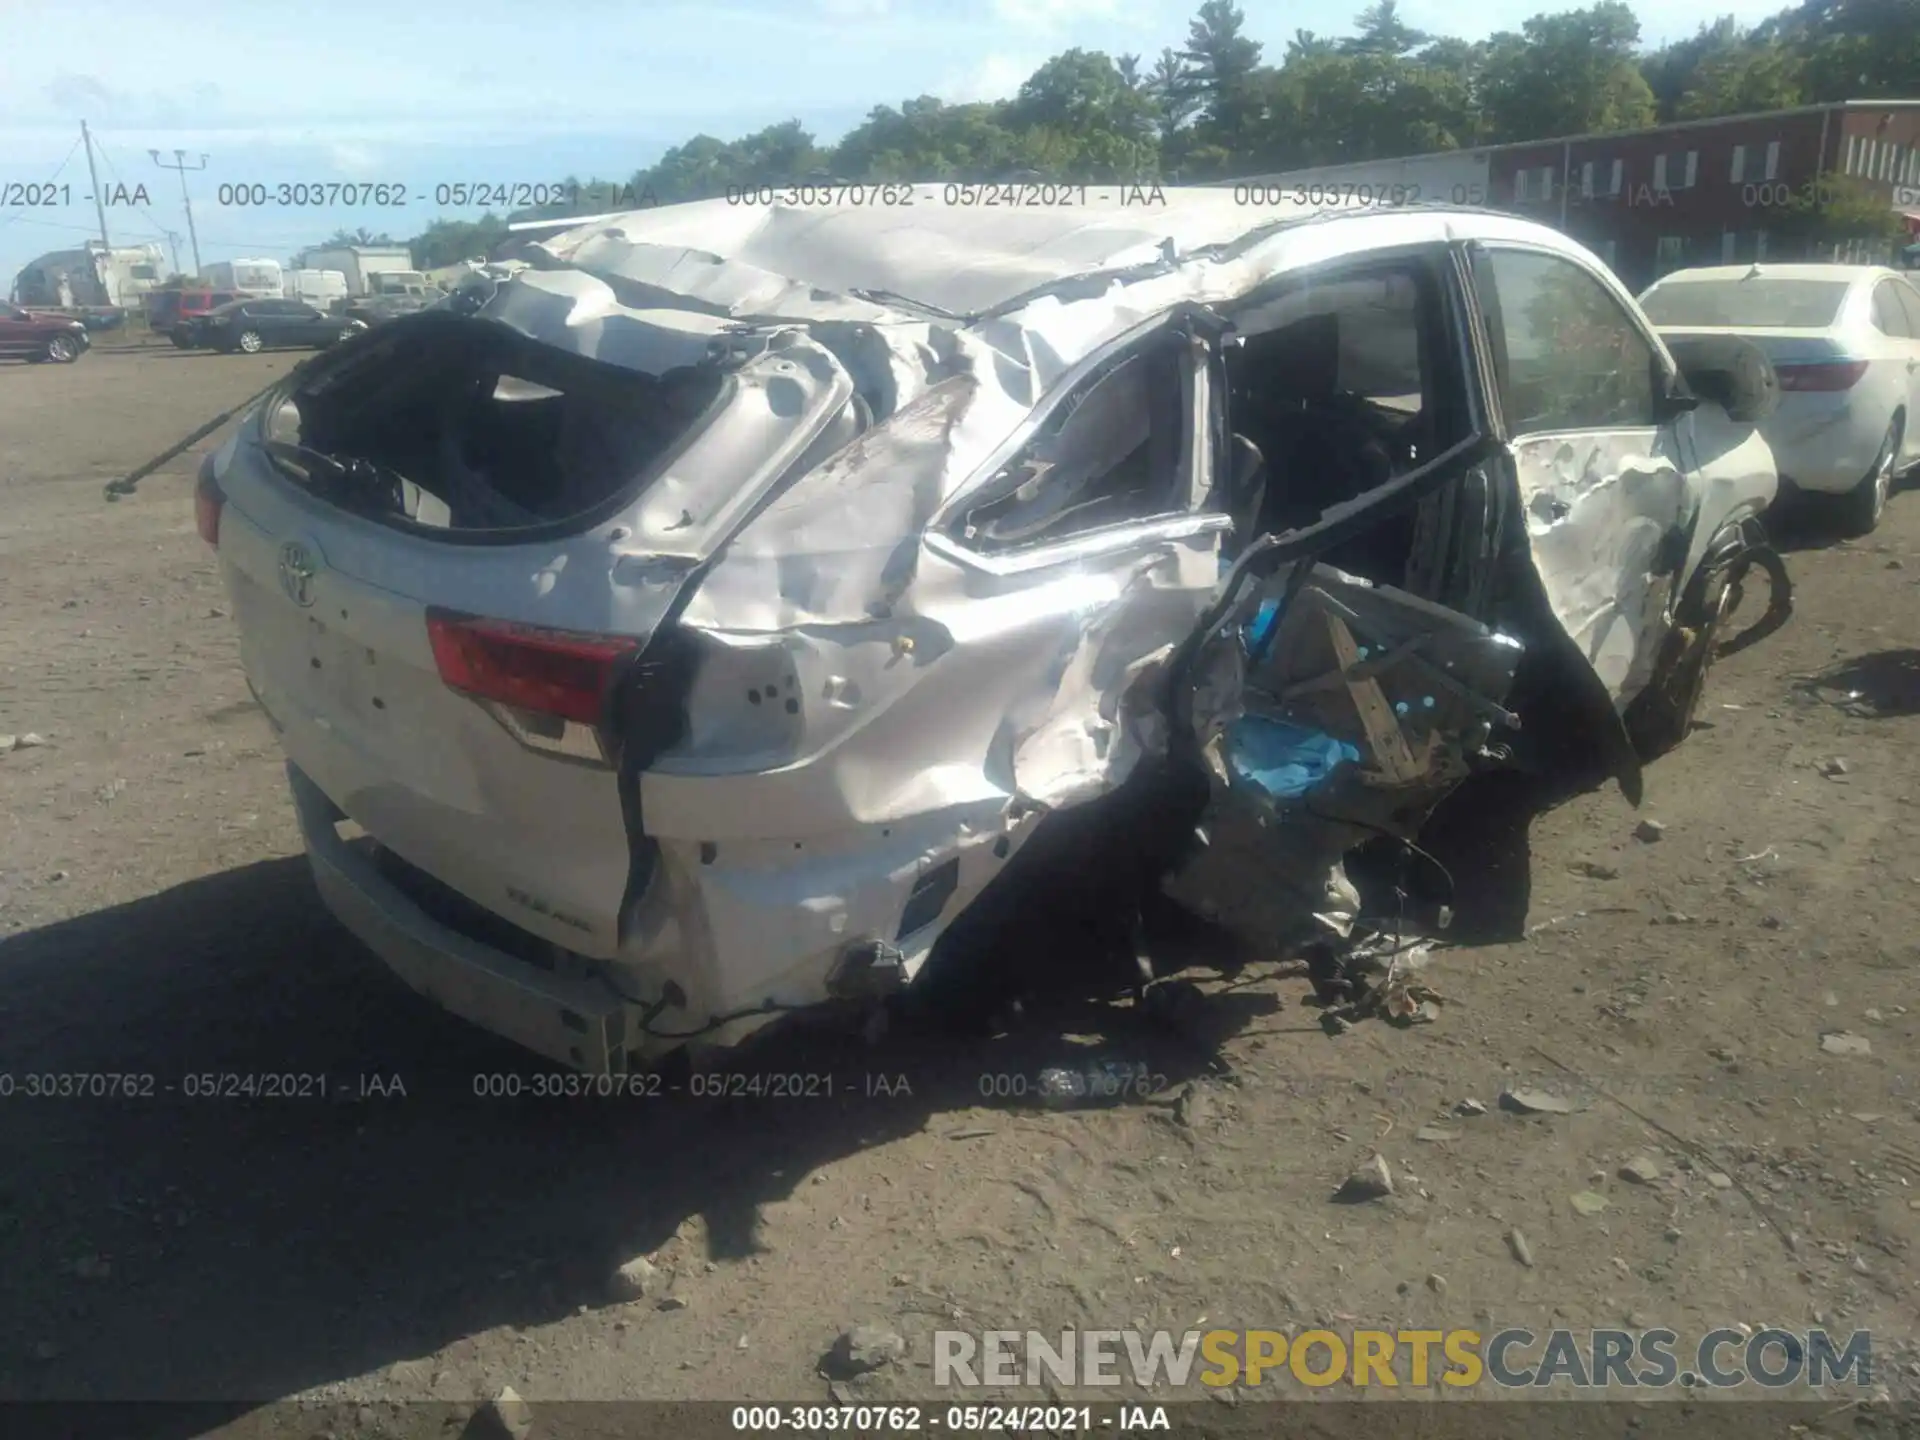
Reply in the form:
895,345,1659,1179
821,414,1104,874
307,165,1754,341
268,312,728,533
1639,278,1851,329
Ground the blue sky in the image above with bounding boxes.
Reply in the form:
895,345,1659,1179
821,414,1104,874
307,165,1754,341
1,0,1785,291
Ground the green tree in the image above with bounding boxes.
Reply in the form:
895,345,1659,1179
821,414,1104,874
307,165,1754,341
1145,47,1202,135
1343,0,1432,57
1007,49,1160,176
322,226,395,247
1640,16,1747,120
1479,3,1657,142
1774,173,1911,251
411,213,511,269
1286,29,1337,62
829,97,1022,181
1179,0,1265,146
1675,41,1806,117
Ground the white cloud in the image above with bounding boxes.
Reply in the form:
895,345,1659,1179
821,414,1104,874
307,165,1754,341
325,141,383,173
988,0,1124,32
815,0,892,15
939,52,1042,102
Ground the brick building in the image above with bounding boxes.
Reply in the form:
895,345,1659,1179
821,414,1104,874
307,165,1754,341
1234,99,1920,291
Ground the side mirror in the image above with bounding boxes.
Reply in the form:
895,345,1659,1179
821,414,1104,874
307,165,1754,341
1651,355,1698,422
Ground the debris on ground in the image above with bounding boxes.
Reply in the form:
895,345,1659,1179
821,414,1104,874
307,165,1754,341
1335,1154,1395,1202
609,1255,664,1302
1309,930,1447,1029
1633,819,1666,843
1415,1124,1457,1143
479,1386,534,1440
1506,1228,1535,1267
1570,1191,1609,1216
1498,1086,1589,1115
1455,1098,1487,1117
1817,756,1851,778
1174,1083,1214,1131
1819,1031,1873,1056
1570,860,1621,880
824,1324,907,1378
1619,1155,1662,1184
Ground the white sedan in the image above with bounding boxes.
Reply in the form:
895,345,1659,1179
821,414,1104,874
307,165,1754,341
1640,263,1920,534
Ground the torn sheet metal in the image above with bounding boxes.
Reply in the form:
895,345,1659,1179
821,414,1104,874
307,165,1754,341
1510,433,1690,705
529,191,1298,319
1162,561,1524,955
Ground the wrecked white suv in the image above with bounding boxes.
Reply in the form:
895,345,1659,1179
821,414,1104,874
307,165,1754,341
194,191,1789,1073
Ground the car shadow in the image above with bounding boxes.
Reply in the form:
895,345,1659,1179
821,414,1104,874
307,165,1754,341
0,854,1255,1425
1797,648,1920,719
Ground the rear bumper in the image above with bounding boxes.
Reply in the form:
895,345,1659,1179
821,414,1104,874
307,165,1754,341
287,762,637,1073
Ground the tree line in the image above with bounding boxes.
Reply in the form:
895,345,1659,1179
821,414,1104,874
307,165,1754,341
387,0,1918,268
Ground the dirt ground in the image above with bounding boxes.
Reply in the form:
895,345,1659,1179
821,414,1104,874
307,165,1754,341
4,344,1920,1436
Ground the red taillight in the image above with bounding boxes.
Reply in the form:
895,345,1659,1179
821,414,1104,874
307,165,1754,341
426,610,638,724
1775,360,1869,392
194,466,223,546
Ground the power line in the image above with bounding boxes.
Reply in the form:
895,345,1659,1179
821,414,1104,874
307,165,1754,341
148,147,208,272
0,134,86,236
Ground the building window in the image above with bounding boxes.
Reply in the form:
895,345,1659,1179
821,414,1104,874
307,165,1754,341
1540,166,1555,201
1765,140,1781,180
1756,229,1768,261
1845,135,1859,174
1653,154,1668,190
1514,169,1530,201
1731,144,1747,183
1683,150,1699,188
1581,160,1595,198
1721,232,1737,263
1610,158,1624,196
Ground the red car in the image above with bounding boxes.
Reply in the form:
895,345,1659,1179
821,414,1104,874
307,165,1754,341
147,288,241,346
0,302,91,363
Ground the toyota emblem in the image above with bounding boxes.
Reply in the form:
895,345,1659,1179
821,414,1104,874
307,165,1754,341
277,541,318,607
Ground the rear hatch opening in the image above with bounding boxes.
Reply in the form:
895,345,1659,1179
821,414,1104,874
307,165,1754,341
260,310,730,535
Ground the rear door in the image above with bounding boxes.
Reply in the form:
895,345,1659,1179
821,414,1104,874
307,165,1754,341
282,300,327,344
1873,278,1920,467
1468,241,1693,709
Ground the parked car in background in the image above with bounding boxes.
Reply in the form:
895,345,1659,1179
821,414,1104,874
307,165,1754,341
0,301,91,362
196,194,1789,1074
194,298,365,354
150,289,241,344
1639,264,1920,534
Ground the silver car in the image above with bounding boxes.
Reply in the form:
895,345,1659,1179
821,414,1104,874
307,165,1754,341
193,191,1788,1072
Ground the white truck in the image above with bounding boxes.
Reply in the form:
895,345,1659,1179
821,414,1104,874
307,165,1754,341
296,245,434,324
298,246,421,297
201,258,283,297
12,241,167,311
283,268,350,312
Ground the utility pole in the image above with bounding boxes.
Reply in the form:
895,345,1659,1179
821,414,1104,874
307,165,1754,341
150,149,208,275
164,231,183,274
80,120,110,247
